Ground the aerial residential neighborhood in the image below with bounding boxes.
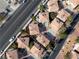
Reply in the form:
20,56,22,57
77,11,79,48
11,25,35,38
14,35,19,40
0,0,79,59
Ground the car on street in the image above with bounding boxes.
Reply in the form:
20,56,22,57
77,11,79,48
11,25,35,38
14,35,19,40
9,36,16,42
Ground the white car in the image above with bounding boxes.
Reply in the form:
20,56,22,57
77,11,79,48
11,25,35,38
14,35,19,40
9,38,13,42
23,0,27,3
9,36,16,42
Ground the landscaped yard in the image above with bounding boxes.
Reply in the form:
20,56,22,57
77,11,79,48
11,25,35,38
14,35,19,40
66,16,73,27
58,26,67,40
59,31,67,40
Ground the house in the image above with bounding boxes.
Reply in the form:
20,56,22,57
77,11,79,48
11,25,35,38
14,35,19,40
36,34,50,47
17,37,30,51
39,11,49,23
65,0,79,9
49,18,63,36
47,0,59,12
38,11,49,27
71,51,78,59
57,9,70,22
73,43,79,53
6,48,28,59
68,0,79,8
71,43,79,59
6,49,18,59
29,22,40,35
30,44,45,59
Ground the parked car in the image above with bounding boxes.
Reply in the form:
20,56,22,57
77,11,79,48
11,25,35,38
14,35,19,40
9,36,16,42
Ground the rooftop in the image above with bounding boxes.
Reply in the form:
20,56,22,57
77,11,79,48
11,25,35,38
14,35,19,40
49,18,63,35
6,49,18,59
36,34,50,47
47,0,59,12
71,43,79,59
57,9,70,22
29,22,40,35
38,11,49,23
17,37,30,50
30,45,44,58
69,0,79,8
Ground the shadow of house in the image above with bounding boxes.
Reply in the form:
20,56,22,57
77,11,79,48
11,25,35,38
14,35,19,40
38,23,47,32
58,0,64,10
49,12,57,23
44,32,56,42
18,48,27,59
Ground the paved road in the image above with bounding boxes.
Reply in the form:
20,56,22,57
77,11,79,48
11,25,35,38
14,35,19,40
0,0,41,52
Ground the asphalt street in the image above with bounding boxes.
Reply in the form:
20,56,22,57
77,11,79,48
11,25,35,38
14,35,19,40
0,0,41,52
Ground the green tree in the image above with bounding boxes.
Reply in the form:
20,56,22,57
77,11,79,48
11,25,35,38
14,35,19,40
32,15,36,22
39,4,45,12
59,32,67,40
58,26,67,39
67,16,73,22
